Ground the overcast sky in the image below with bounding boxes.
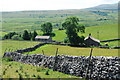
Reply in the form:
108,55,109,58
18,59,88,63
1,0,119,12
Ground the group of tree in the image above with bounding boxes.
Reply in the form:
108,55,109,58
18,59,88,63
62,16,85,46
3,16,85,46
3,30,38,41
41,22,53,35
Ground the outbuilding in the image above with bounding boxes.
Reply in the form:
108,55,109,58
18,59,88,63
35,36,52,42
84,34,100,47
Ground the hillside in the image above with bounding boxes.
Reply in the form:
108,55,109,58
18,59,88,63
87,3,118,10
52,24,118,41
1,3,118,34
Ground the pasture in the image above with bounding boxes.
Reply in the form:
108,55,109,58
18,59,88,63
2,58,78,78
1,40,78,78
25,44,119,57
0,40,41,55
1,9,118,33
52,24,118,42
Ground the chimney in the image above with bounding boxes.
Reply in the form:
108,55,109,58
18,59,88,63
89,33,91,36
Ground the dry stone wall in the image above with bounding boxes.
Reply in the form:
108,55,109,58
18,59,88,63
3,51,120,80
15,43,48,53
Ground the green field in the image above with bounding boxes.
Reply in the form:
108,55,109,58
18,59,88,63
1,40,79,78
1,40,119,78
1,8,118,33
1,5,119,78
0,40,41,55
25,44,119,57
101,41,120,47
52,24,118,44
2,58,78,78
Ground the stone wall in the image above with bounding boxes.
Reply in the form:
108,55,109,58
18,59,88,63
3,52,120,79
15,43,48,53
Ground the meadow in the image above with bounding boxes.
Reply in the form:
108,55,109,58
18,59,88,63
1,40,79,78
0,40,41,55
2,58,78,78
52,24,118,42
25,44,119,57
1,9,118,33
1,40,119,78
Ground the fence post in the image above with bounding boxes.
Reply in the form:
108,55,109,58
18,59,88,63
53,48,58,71
85,48,93,79
42,50,44,55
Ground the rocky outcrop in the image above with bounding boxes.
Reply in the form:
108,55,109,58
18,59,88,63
3,52,120,80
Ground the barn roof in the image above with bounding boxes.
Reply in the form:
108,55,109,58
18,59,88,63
35,36,50,39
84,34,100,43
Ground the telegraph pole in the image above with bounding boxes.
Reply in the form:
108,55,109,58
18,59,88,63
97,31,99,39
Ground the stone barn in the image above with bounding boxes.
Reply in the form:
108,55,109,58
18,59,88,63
35,36,52,42
84,34,100,47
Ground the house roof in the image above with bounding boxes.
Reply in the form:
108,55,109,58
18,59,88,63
84,35,100,43
35,36,50,39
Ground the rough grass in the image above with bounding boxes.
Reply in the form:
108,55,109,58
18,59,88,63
26,44,119,57
2,58,78,78
101,41,120,47
0,40,41,55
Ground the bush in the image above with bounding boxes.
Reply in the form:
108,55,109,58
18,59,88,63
64,37,69,43
12,35,23,40
3,32,17,39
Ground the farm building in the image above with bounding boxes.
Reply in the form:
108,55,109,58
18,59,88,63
84,34,100,47
35,36,52,42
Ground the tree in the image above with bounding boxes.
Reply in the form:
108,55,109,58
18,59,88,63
3,32,17,39
62,16,85,45
22,30,30,40
41,22,53,35
29,32,32,40
32,30,38,41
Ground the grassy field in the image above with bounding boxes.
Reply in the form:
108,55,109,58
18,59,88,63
52,24,118,42
0,38,119,78
25,44,119,57
1,9,118,32
2,58,78,78
0,40,41,55
101,41,120,47
1,40,79,78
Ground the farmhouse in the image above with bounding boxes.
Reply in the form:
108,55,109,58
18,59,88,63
35,35,52,42
84,34,100,47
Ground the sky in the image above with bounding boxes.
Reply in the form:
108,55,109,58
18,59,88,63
1,0,120,12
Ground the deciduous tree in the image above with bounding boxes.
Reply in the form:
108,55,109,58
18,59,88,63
62,16,85,45
41,22,53,35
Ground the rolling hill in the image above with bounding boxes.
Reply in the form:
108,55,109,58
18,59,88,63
87,3,118,10
0,3,118,39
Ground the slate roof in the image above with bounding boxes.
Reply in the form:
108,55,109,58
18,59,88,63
35,36,50,39
84,35,100,43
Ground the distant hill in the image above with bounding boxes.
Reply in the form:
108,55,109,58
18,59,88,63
87,3,118,10
1,3,118,33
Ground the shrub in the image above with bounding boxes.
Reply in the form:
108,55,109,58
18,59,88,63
64,37,69,43
12,35,23,40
